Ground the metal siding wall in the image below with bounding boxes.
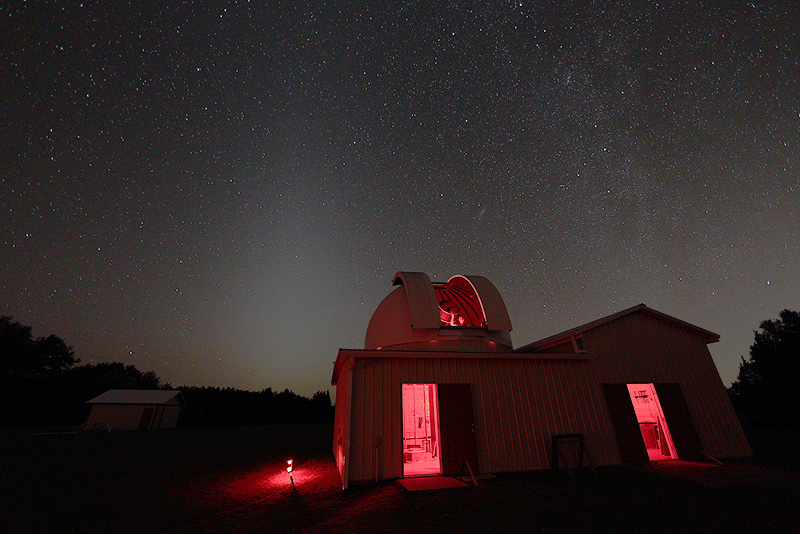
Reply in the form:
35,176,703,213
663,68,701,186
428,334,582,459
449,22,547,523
91,404,149,430
585,364,619,463
700,343,749,455
484,360,503,471
555,363,573,433
583,313,750,459
542,362,562,450
355,358,376,482
663,317,749,457
373,356,384,480
394,361,404,478
347,346,712,483
362,358,374,482
524,361,549,467
506,359,528,468
514,359,535,468
500,360,519,470
534,361,558,469
570,364,591,446
471,358,616,472
481,359,502,470
581,321,629,464
158,405,181,428
381,356,397,480
348,360,364,482
332,362,350,484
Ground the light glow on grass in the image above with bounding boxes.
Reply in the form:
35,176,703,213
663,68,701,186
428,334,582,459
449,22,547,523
214,457,339,501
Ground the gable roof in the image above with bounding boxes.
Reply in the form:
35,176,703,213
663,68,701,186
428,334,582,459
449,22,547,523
515,304,720,353
87,389,185,405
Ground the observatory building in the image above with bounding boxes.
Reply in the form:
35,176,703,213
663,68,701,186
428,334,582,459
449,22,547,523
331,271,750,488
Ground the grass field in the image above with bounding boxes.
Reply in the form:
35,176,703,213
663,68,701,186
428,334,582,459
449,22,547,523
2,424,799,533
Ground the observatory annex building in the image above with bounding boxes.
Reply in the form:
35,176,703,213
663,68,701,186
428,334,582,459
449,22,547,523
331,271,751,488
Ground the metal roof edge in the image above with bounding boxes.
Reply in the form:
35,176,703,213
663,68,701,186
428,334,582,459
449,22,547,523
516,303,720,353
333,348,597,361
87,389,185,405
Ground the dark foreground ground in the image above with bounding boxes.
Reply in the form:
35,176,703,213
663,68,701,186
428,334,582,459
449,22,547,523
2,424,799,533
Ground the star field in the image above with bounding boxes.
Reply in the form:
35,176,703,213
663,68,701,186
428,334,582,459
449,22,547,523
2,1,799,396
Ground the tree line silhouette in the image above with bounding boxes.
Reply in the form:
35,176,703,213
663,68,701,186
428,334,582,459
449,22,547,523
728,309,800,427
0,316,333,426
178,387,333,426
6,309,798,429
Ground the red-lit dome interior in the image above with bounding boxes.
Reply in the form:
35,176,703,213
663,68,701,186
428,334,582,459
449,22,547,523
364,272,513,352
434,277,485,327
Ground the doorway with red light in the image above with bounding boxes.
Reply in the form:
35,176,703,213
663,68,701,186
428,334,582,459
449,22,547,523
627,383,678,460
402,384,441,477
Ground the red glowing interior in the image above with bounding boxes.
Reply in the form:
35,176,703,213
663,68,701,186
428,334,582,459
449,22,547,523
433,277,485,327
627,383,677,461
402,384,441,477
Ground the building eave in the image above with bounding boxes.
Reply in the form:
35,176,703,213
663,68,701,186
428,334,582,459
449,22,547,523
333,348,597,367
515,304,720,354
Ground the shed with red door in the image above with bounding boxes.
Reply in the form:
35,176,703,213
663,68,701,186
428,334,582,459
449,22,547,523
331,271,750,488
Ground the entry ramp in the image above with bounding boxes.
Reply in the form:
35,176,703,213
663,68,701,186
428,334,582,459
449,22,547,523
398,476,468,491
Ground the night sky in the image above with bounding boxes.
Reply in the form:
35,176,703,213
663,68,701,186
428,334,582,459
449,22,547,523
3,1,798,398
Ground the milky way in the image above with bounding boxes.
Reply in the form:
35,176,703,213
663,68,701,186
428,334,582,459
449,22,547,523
2,1,799,396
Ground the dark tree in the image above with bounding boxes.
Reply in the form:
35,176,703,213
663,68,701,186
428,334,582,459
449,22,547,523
729,309,800,426
68,362,162,392
310,390,334,422
0,316,78,382
1,316,80,424
179,386,334,425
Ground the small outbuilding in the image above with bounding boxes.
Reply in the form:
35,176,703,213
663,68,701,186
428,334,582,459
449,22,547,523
85,389,185,430
332,271,751,488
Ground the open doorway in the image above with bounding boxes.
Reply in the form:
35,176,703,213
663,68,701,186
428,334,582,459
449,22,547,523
402,384,441,477
627,383,677,460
